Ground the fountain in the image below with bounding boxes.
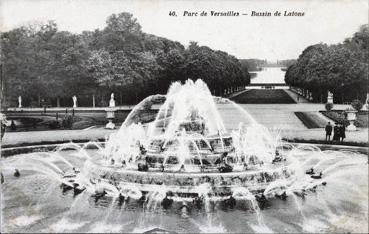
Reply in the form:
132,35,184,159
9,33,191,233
1,79,367,233
80,80,295,202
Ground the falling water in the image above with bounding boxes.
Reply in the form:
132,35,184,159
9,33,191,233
1,79,367,233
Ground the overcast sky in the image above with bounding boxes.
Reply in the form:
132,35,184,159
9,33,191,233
1,0,367,61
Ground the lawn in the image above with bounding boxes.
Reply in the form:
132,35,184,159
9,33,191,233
4,110,131,132
320,110,368,128
231,89,296,104
4,108,162,132
294,112,327,129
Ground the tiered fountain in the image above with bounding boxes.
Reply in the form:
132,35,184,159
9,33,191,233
1,80,367,233
65,80,296,204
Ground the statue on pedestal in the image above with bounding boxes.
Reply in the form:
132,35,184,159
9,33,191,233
327,91,333,104
18,96,22,108
72,96,77,108
106,93,116,129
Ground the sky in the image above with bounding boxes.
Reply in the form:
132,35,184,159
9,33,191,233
1,0,368,61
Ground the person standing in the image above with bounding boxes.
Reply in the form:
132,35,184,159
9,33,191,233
333,123,340,142
340,123,346,142
10,120,16,131
1,121,6,139
325,122,333,141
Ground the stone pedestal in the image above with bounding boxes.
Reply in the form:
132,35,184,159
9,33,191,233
105,108,116,129
345,109,357,131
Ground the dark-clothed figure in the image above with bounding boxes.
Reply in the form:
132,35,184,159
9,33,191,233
332,123,340,141
10,120,16,131
339,124,346,142
325,122,333,141
1,122,6,139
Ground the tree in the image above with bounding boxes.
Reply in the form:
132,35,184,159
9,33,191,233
285,25,369,103
2,12,251,106
1,25,46,106
102,12,144,53
351,99,363,111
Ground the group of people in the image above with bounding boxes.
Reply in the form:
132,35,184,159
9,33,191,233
325,122,346,142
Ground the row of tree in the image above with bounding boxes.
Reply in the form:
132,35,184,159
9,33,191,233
239,59,267,71
285,25,368,103
1,12,250,107
276,59,296,68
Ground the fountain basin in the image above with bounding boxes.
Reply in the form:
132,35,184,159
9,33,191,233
84,159,294,197
2,78,368,233
2,143,368,233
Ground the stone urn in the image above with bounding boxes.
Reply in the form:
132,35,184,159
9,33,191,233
345,108,357,131
105,107,116,129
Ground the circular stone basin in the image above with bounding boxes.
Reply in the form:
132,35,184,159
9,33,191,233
84,158,294,197
1,144,368,233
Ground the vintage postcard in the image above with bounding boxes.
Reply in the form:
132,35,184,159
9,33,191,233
0,0,368,233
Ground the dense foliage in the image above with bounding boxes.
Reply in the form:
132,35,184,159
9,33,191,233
1,12,250,107
321,110,368,128
351,99,363,111
239,59,266,71
285,25,368,103
325,103,333,111
277,59,296,68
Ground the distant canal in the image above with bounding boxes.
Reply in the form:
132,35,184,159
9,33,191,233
250,67,286,84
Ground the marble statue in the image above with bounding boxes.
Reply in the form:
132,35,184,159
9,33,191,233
109,93,116,107
72,96,77,108
327,91,333,104
18,96,22,108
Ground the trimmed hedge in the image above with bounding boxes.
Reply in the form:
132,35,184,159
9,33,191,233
294,112,326,128
232,90,296,104
320,110,368,128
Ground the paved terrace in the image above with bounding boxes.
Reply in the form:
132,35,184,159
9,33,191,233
2,102,367,147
